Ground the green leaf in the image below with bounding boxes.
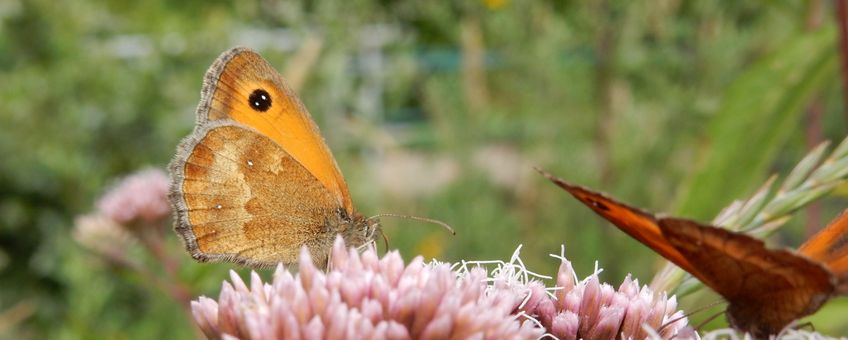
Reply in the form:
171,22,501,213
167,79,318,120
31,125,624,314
781,141,829,191
811,155,848,185
674,27,839,219
726,176,775,230
829,135,848,160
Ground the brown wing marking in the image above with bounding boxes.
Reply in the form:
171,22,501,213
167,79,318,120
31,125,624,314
169,121,341,267
538,170,700,277
659,218,835,335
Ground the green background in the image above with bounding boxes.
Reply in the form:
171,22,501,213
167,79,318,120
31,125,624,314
1,0,847,338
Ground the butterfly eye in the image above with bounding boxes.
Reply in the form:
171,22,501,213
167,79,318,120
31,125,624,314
248,89,272,112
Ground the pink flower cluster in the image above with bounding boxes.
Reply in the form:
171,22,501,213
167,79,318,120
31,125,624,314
96,168,170,225
191,239,693,339
515,258,690,339
72,213,131,258
192,240,543,339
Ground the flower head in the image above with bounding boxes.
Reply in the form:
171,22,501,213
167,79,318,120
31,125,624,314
457,245,693,339
72,213,132,259
191,239,694,339
96,168,170,225
191,238,543,339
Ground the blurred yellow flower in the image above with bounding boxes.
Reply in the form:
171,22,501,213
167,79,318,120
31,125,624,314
416,232,446,259
483,0,508,10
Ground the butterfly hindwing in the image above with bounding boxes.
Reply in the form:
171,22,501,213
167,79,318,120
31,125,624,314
170,121,345,267
658,218,834,336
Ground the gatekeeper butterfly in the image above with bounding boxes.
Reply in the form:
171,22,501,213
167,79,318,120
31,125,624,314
169,47,379,268
538,170,848,338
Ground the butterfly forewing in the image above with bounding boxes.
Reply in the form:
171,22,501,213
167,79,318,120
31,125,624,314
540,171,702,278
171,122,345,267
198,48,353,212
658,218,834,336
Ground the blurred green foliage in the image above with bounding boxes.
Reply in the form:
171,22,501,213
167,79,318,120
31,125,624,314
1,0,847,338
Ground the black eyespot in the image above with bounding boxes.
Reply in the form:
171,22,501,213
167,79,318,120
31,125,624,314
590,200,610,211
248,89,272,112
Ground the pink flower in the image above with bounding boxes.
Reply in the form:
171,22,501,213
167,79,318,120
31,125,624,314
463,246,694,339
96,168,170,225
191,240,693,339
72,213,132,258
192,238,543,339
556,251,688,339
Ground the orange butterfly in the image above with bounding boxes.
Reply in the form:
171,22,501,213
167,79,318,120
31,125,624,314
169,48,379,268
539,170,848,338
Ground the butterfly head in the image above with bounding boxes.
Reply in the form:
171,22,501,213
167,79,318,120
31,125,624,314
334,208,382,251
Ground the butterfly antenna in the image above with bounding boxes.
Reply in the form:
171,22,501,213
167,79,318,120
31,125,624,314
657,299,727,334
367,213,456,235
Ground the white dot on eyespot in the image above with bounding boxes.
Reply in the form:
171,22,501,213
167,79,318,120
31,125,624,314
215,204,222,209
247,160,254,167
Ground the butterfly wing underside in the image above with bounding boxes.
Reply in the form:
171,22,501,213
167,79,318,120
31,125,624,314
197,47,353,212
541,170,838,336
799,209,848,293
539,171,702,278
658,218,834,336
170,121,344,267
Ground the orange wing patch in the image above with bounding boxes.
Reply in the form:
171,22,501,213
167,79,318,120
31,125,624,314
800,209,848,292
197,48,352,212
800,209,848,269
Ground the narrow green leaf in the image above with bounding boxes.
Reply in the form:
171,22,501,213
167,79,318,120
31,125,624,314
712,200,744,226
674,27,838,219
829,135,848,160
727,176,775,230
811,156,848,184
781,141,829,191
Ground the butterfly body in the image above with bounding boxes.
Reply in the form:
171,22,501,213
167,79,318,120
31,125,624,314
170,48,378,268
539,170,847,338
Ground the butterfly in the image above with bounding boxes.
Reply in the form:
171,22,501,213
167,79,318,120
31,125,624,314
538,169,848,338
169,47,379,268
